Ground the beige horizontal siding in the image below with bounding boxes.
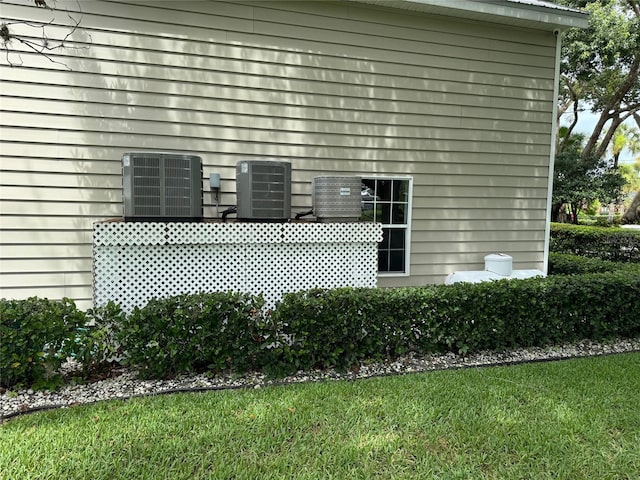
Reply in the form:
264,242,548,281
0,216,106,230
0,187,119,203
1,0,556,304
1,244,93,258
1,97,552,135
1,143,551,170
0,257,92,273
0,230,93,244
1,133,553,161
1,65,553,121
1,201,122,217
1,26,555,90
1,113,553,147
3,38,555,101
414,229,546,243
1,272,92,286
0,73,554,129
412,251,544,267
2,171,121,189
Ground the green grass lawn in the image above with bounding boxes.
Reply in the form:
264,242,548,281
2,353,639,479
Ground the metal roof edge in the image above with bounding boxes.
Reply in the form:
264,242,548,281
347,0,589,30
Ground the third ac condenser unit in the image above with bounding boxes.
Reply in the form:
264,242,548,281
236,160,291,221
312,176,362,222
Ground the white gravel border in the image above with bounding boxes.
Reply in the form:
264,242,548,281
2,337,639,420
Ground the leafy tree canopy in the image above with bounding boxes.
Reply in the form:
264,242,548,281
557,0,640,159
552,151,626,221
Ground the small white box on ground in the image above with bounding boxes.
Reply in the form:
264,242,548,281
484,253,513,276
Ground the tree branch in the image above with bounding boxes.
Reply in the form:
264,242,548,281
1,0,87,70
583,51,640,158
559,81,581,154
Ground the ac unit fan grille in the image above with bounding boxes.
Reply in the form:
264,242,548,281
164,157,195,216
132,157,161,217
123,152,202,221
236,160,291,220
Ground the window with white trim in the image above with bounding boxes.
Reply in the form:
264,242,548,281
360,177,412,274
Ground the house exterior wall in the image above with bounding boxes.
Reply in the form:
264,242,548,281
0,0,557,308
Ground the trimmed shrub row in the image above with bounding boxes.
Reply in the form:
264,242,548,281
578,214,622,227
3,269,639,388
550,223,640,262
548,252,640,275
0,298,87,390
119,292,267,378
271,272,640,373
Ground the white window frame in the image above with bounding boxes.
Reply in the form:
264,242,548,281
361,176,413,277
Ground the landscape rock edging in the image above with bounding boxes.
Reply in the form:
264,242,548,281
2,337,639,421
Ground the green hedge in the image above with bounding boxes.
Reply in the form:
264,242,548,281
268,288,425,373
0,297,87,389
548,252,640,275
116,292,267,379
550,223,640,262
578,214,622,226
3,270,640,387
269,272,640,374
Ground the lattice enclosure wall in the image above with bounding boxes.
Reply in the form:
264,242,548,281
93,222,382,311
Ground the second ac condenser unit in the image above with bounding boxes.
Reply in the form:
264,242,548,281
313,176,362,222
236,160,291,221
122,152,203,221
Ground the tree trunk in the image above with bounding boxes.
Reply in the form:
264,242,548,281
582,53,640,160
571,201,581,224
552,202,566,223
594,114,624,164
622,190,640,224
582,109,612,160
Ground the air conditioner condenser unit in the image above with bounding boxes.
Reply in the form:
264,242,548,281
236,160,292,221
122,152,203,222
313,176,362,222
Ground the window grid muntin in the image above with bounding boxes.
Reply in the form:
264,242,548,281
361,177,412,275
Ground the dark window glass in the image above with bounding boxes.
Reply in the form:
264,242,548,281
390,229,405,249
361,178,410,274
378,250,389,272
380,229,389,249
391,203,405,224
389,250,405,272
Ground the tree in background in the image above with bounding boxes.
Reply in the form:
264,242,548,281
609,123,639,168
552,144,625,223
554,0,639,222
619,157,640,195
620,154,640,222
557,0,640,159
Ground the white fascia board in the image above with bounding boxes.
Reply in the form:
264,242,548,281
543,29,564,274
348,0,589,31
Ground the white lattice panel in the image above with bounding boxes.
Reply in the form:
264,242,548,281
243,243,379,301
93,222,166,246
165,222,282,245
93,222,382,311
281,222,384,243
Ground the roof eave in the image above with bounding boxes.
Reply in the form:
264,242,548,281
347,0,589,31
